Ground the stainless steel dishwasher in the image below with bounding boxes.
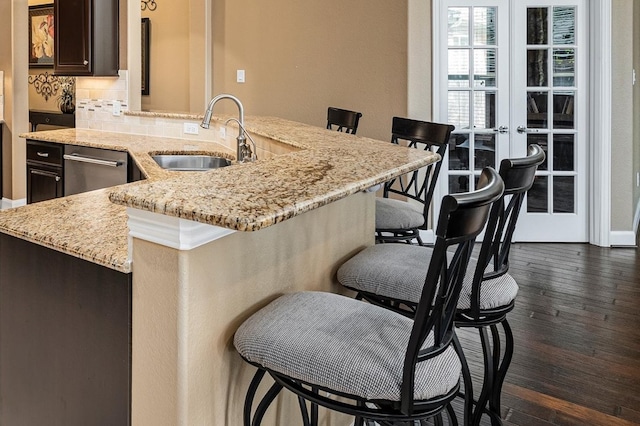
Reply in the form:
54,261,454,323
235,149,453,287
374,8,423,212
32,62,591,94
64,145,128,196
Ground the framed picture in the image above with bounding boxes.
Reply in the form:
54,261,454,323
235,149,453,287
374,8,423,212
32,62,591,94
29,4,54,68
141,18,150,95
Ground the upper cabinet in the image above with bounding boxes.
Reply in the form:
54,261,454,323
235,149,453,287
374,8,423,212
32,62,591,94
54,0,119,76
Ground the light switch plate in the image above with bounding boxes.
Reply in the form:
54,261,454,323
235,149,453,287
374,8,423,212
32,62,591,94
237,69,245,83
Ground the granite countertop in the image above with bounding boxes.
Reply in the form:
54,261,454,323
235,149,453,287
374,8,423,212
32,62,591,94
0,116,439,273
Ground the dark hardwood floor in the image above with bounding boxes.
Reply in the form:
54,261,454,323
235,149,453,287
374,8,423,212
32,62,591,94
455,243,640,425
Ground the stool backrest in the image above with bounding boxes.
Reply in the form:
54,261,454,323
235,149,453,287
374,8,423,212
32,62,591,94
384,117,455,229
468,144,546,317
326,107,362,134
401,167,504,414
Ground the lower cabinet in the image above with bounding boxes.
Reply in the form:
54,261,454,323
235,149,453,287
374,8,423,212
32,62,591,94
0,233,132,425
26,139,145,204
27,164,63,204
26,140,64,204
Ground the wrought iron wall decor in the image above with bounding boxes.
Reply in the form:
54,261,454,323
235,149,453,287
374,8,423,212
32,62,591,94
28,72,59,101
141,0,157,11
28,72,75,102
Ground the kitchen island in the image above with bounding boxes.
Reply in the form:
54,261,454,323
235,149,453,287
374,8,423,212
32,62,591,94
0,116,439,425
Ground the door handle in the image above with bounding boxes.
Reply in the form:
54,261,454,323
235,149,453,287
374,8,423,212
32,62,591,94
517,125,540,134
493,125,509,134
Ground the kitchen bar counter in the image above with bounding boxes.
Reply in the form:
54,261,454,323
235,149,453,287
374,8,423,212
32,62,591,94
1,128,236,272
1,115,441,426
1,116,437,273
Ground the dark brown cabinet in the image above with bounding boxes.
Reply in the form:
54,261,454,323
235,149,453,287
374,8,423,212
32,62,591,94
0,233,132,425
26,140,64,204
54,0,119,76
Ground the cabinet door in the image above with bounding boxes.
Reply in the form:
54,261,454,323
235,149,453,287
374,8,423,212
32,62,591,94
27,165,63,204
54,0,91,75
54,0,118,76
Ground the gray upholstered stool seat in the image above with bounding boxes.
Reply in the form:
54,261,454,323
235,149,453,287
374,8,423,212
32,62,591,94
375,198,425,230
337,244,518,311
234,291,461,402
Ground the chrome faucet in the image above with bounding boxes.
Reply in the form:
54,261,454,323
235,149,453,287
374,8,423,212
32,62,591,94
201,93,255,163
225,118,257,163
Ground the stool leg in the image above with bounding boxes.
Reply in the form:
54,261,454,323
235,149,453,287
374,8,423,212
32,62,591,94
311,386,319,426
453,332,473,426
244,369,266,426
253,382,283,426
472,326,495,426
433,413,445,426
297,395,312,426
490,319,514,422
244,369,282,426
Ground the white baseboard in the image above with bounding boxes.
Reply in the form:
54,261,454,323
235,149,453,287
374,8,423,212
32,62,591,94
634,197,640,235
1,198,27,210
609,230,637,247
419,228,435,245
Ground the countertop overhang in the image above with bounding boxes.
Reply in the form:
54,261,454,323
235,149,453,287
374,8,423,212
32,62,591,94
1,116,439,272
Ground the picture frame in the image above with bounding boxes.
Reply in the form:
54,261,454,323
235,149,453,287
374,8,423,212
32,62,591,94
29,4,55,68
141,18,150,95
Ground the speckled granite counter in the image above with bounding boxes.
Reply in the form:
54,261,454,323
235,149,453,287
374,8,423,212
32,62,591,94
0,116,438,273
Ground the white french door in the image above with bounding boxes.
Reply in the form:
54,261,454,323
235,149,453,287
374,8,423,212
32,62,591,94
435,0,589,242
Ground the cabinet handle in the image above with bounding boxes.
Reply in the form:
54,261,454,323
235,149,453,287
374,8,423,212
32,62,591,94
30,169,61,181
36,151,50,158
64,154,122,167
83,60,89,65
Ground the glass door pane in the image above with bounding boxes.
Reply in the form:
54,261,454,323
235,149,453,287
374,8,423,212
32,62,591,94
447,4,505,194
524,5,578,215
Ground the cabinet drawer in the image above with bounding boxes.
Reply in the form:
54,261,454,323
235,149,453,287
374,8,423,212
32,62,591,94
27,141,63,166
27,164,63,204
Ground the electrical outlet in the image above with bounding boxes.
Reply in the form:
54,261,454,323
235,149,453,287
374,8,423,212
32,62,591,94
237,69,245,83
183,122,199,135
219,126,227,139
112,100,121,116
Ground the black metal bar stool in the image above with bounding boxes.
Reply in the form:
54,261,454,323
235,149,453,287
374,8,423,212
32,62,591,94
375,117,454,245
337,145,545,426
233,167,504,426
326,107,362,134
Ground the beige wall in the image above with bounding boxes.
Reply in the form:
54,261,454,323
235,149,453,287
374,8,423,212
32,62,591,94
2,0,29,201
141,1,190,112
138,0,206,113
0,1,9,197
211,0,408,142
611,0,635,231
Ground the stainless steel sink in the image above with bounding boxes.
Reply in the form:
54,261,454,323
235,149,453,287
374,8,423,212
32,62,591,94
152,155,232,171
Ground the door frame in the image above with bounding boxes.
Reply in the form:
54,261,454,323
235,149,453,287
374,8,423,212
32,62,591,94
413,0,613,246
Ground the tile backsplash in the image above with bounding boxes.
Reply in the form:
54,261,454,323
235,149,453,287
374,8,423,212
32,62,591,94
75,70,217,142
73,70,296,159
